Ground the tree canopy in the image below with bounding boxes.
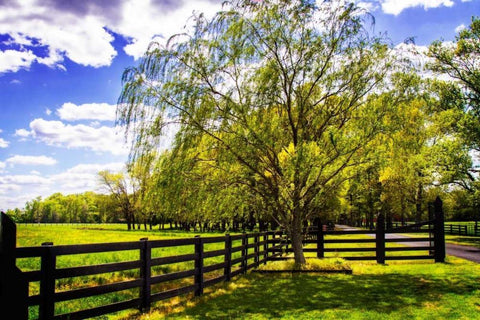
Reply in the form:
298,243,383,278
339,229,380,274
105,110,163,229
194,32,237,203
118,0,393,264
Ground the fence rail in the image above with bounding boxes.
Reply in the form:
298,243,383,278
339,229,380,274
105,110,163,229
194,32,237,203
444,222,480,237
1,197,446,320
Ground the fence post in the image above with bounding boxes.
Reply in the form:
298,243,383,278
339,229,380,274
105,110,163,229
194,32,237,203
254,233,259,267
316,220,324,258
139,238,151,312
0,212,28,320
39,241,56,320
376,212,385,264
428,202,435,255
224,234,232,281
194,235,204,296
241,233,248,274
434,197,445,263
263,232,268,264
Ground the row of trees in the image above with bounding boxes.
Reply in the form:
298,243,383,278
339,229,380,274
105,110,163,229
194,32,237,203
115,0,479,264
5,192,121,224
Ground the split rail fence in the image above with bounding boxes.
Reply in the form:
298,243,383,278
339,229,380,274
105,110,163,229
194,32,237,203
1,198,445,320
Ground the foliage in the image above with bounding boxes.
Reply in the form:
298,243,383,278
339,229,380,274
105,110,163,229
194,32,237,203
429,17,480,152
6,192,121,224
118,0,392,264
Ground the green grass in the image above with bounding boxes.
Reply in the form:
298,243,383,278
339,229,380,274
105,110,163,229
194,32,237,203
15,224,480,319
130,257,480,320
256,258,352,271
16,224,231,319
446,235,480,248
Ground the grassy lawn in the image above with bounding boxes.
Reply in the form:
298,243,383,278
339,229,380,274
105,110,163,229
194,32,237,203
14,224,480,319
128,257,480,320
446,235,480,249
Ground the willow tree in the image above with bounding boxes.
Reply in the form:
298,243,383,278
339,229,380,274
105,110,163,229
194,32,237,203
429,17,480,152
118,0,391,264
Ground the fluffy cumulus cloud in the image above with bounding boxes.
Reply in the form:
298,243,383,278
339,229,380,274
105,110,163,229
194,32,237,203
455,23,466,33
0,0,223,73
6,155,57,166
57,102,117,121
19,118,129,156
352,0,459,15
0,137,9,148
0,49,37,73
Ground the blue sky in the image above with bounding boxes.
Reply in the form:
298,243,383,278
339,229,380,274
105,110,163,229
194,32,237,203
0,0,478,210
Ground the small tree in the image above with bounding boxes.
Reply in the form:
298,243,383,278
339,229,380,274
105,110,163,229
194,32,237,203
118,0,391,264
98,170,136,230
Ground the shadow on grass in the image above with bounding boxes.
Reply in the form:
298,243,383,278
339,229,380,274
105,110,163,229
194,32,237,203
164,271,479,319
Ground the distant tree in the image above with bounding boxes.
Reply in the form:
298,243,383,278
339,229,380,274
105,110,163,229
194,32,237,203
118,0,392,264
98,170,136,230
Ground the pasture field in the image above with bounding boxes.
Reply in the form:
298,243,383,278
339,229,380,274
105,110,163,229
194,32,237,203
16,224,232,319
15,224,480,319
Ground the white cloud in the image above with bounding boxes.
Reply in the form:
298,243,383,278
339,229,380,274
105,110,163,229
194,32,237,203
45,108,52,116
0,162,125,209
51,162,125,193
117,0,221,59
6,155,57,166
455,24,466,33
57,102,116,121
20,118,129,155
380,0,454,15
0,0,222,73
0,174,52,186
0,162,5,172
0,49,37,73
15,128,32,139
356,1,380,12
0,137,9,148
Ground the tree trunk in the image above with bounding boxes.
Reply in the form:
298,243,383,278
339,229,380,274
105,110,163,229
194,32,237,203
290,213,306,265
291,228,306,265
416,182,423,223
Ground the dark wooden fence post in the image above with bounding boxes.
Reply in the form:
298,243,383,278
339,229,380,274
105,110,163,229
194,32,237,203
376,213,385,264
428,202,435,255
194,235,204,296
140,237,151,312
254,233,259,267
263,232,268,263
0,212,28,320
434,197,445,263
39,241,56,320
316,220,324,258
224,234,232,281
241,233,248,274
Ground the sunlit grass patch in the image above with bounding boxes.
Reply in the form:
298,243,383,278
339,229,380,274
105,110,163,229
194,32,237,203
145,257,480,320
256,258,351,272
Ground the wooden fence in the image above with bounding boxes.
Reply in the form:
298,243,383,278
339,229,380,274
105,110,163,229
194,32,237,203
1,198,445,320
444,222,480,237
